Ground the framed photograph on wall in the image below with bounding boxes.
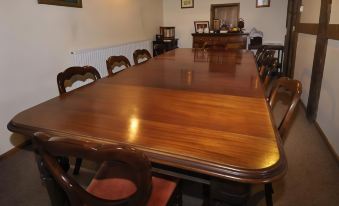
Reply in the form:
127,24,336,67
256,0,270,8
38,0,82,8
194,21,210,34
181,0,194,9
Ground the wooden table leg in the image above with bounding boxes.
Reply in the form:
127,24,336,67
265,183,274,206
35,154,69,206
209,178,251,206
73,158,82,175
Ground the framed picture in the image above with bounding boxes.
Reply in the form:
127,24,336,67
256,0,270,8
38,0,82,8
213,19,221,31
194,21,210,34
181,0,194,9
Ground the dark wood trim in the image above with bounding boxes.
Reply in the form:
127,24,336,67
38,0,82,8
283,0,294,77
0,140,31,161
296,23,318,35
289,0,302,78
307,0,332,121
327,24,339,40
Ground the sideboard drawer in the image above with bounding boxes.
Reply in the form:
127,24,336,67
192,33,248,49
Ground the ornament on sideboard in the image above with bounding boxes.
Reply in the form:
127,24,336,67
194,21,210,34
160,27,175,40
238,18,245,32
213,19,221,33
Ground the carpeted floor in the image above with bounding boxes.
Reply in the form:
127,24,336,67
0,103,338,206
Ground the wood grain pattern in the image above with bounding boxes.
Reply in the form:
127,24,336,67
288,0,302,78
8,49,286,183
327,24,339,40
192,33,248,49
296,23,318,35
307,0,332,121
113,49,264,98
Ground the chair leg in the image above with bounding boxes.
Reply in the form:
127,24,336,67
168,180,182,206
264,183,274,206
202,184,210,206
73,158,82,175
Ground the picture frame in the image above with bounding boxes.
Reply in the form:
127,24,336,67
256,0,270,8
194,21,210,34
38,0,82,8
213,19,221,31
181,0,194,9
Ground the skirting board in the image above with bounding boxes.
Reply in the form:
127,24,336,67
299,102,339,163
0,140,32,161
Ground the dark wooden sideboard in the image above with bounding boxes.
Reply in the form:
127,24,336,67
153,39,178,56
192,33,248,49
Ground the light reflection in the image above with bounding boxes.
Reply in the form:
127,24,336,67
181,68,194,86
261,153,279,169
255,77,259,89
128,116,139,142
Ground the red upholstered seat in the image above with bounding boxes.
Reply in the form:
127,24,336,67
87,162,177,206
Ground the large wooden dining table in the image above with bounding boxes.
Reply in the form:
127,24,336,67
8,48,286,185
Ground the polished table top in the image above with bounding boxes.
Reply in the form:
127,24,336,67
8,49,286,183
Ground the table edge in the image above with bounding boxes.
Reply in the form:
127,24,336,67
7,118,287,184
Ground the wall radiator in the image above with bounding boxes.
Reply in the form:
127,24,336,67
71,40,152,77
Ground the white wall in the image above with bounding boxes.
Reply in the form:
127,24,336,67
317,40,339,155
299,0,321,23
294,0,321,105
163,0,288,48
0,0,163,154
293,33,317,105
293,0,339,155
316,1,339,155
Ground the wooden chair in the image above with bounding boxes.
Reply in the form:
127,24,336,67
133,49,152,65
255,46,266,62
202,42,227,50
263,58,279,90
106,56,131,76
258,56,279,91
268,77,302,140
33,132,181,206
57,66,101,95
264,77,302,206
57,66,101,175
257,50,275,68
153,44,167,56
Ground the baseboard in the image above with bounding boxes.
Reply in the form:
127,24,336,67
313,121,339,163
299,101,339,163
0,140,32,161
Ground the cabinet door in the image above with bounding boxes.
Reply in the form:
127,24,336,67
227,43,246,49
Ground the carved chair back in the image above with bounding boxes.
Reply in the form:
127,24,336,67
57,66,101,95
33,132,152,206
268,77,302,141
257,50,275,68
133,49,152,65
255,46,266,62
259,55,279,90
153,44,167,56
106,56,131,76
